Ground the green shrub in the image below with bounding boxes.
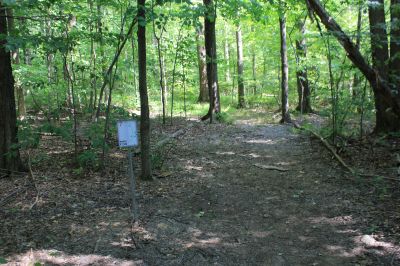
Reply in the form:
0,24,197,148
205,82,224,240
40,122,72,141
77,150,99,168
17,120,40,149
216,112,234,124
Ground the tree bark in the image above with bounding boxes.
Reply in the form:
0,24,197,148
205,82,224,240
251,48,256,95
279,14,291,123
201,0,220,122
196,25,209,102
390,0,400,90
306,0,400,132
0,3,23,171
368,0,389,79
89,0,97,112
368,0,398,131
352,4,363,103
96,2,107,114
6,8,26,117
251,25,257,95
236,24,245,108
153,31,167,124
295,18,312,113
224,23,231,83
137,0,152,180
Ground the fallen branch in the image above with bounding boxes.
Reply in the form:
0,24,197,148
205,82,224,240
358,173,400,182
304,127,355,174
254,163,288,172
293,123,400,182
27,151,40,210
153,123,195,150
0,187,28,208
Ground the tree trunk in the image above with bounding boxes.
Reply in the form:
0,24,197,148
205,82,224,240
236,24,245,108
368,0,398,131
201,0,220,122
251,49,256,95
279,14,291,123
251,26,257,95
96,2,107,113
6,8,26,117
295,17,312,113
170,26,183,123
368,0,389,79
196,25,209,102
0,4,23,171
390,0,400,90
224,24,231,82
131,37,139,104
45,16,54,84
155,37,167,125
306,0,400,132
352,4,363,104
137,0,152,180
89,0,97,112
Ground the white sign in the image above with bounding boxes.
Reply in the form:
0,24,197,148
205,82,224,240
117,120,139,148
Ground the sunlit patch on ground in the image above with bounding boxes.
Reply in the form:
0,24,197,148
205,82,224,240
309,216,356,226
2,116,400,265
11,249,144,266
245,139,276,144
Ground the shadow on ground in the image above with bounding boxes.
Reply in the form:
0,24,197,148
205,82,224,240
1,118,400,265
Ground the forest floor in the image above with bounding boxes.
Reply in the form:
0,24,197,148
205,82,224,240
1,110,400,265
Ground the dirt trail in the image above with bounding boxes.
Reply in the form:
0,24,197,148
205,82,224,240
2,118,400,265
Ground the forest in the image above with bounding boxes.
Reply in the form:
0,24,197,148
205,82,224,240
1,0,400,265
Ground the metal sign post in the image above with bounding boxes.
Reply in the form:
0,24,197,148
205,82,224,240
117,120,139,221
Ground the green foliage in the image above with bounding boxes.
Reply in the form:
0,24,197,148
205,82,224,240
85,123,106,150
151,142,175,171
77,150,99,168
216,112,234,124
17,120,40,149
0,257,7,264
31,153,50,165
4,0,386,174
40,122,73,142
151,150,165,171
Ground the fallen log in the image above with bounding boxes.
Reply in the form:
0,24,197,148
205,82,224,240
153,123,195,150
254,163,288,172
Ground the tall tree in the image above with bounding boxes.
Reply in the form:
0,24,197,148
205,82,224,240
196,24,209,102
306,0,400,132
95,1,107,115
201,0,221,122
279,6,291,123
224,23,231,83
236,24,245,108
152,12,168,125
6,8,26,117
0,2,23,171
295,17,312,113
390,0,400,90
251,26,257,95
368,0,398,131
368,0,389,79
137,0,152,180
352,3,363,103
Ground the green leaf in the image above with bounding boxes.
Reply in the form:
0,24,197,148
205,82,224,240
0,257,7,264
2,0,17,5
195,211,205,218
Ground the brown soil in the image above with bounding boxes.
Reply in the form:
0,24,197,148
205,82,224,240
1,114,400,265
